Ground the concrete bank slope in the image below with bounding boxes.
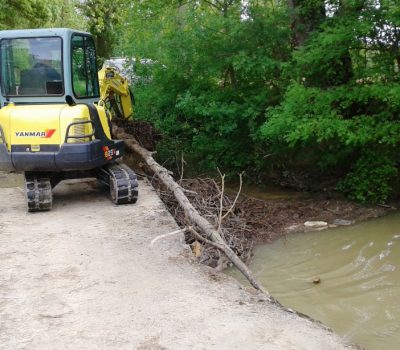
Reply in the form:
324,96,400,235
0,175,352,350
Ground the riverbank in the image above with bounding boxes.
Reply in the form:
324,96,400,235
0,172,355,349
116,119,395,269
156,177,395,268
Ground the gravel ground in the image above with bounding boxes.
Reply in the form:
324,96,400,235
0,173,355,349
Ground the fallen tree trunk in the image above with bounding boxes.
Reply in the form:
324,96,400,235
112,124,269,296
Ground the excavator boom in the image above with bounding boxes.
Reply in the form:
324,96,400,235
98,66,135,120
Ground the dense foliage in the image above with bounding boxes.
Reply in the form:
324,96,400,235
116,0,400,203
118,1,292,173
0,0,84,30
2,0,400,203
261,0,400,202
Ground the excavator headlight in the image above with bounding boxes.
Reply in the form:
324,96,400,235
65,119,95,143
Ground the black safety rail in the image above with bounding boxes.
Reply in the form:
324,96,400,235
64,120,95,143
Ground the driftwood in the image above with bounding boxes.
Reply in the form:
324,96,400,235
112,124,269,296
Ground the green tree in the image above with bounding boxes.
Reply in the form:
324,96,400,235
0,0,84,30
48,0,85,30
118,0,291,173
78,0,125,59
0,0,51,29
261,0,400,202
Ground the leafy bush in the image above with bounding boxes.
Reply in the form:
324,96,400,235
261,82,400,202
337,151,398,203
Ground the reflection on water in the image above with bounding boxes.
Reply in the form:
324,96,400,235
229,213,400,349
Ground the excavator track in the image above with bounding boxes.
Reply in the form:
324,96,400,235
97,163,138,204
24,173,53,212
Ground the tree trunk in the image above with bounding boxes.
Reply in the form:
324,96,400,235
287,0,325,48
112,123,271,297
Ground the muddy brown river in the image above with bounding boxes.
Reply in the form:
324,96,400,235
229,213,400,349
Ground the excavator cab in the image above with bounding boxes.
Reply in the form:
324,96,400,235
0,29,100,106
0,28,138,211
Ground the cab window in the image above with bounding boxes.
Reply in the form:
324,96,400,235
71,35,99,98
0,37,63,96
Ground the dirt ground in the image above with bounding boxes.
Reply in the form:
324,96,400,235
0,172,355,349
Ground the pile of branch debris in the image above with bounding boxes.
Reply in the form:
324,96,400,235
155,177,390,269
157,178,252,269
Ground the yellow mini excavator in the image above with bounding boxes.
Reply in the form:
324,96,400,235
0,28,137,211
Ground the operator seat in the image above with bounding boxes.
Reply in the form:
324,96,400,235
19,68,47,95
19,64,62,95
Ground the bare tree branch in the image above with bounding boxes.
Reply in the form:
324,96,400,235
217,167,225,230
221,172,243,222
112,123,268,294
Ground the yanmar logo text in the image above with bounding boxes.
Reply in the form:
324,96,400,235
15,129,56,138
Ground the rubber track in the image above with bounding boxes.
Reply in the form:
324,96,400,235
25,174,52,212
100,163,139,205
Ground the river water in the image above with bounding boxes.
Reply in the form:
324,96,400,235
230,213,400,349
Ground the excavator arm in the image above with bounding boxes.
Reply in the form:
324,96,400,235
98,66,135,120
